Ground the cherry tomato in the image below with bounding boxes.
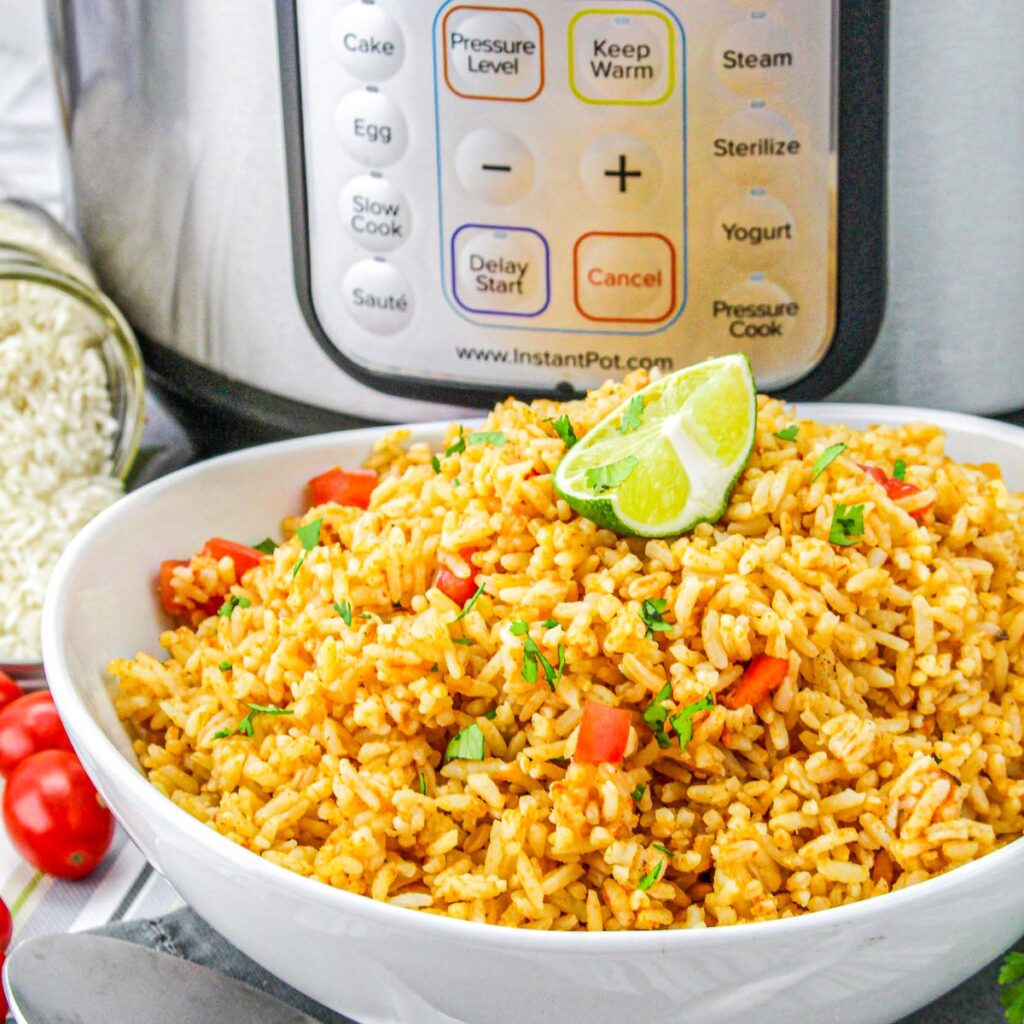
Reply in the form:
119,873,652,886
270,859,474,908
574,701,632,765
308,467,378,509
3,750,114,879
0,671,24,714
0,952,7,1019
201,538,264,577
0,692,73,778
0,896,11,951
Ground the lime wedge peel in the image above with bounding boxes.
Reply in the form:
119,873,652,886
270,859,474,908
552,354,757,538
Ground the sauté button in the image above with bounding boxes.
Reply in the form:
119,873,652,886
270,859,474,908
569,10,675,105
712,102,800,184
714,13,795,97
574,232,676,322
443,6,544,101
452,225,550,317
342,258,413,333
580,134,663,208
713,190,795,269
331,3,404,82
335,89,408,168
338,175,410,253
455,128,535,204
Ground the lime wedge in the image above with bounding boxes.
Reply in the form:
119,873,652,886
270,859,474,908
553,354,756,537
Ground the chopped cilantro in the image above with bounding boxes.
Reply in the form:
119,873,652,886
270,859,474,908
811,443,847,482
829,503,865,547
418,771,427,795
642,681,673,749
484,709,498,720
217,595,251,619
444,427,466,458
453,478,460,488
444,722,485,763
213,701,293,740
360,611,372,620
999,952,1024,1024
291,517,323,579
218,660,232,672
639,598,671,640
668,692,714,750
431,454,441,473
637,858,664,892
555,643,566,686
334,600,353,626
509,619,529,636
631,784,646,801
619,395,645,434
452,578,487,622
253,538,277,555
510,620,557,689
653,842,672,856
452,636,473,645
586,455,639,494
774,425,799,442
893,459,907,481
547,414,578,449
430,662,439,671
467,431,507,447
541,618,559,629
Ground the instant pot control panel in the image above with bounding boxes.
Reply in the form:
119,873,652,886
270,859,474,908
278,1,885,406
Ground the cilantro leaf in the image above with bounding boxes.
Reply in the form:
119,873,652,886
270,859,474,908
431,454,441,474
509,619,529,636
829,503,865,547
639,598,671,640
631,784,646,801
214,701,293,740
253,538,277,555
541,618,559,629
334,600,353,626
444,427,466,457
653,842,672,856
218,660,232,672
452,636,473,645
216,595,251,619
484,708,498,720
555,643,566,686
637,858,664,891
452,578,487,622
774,425,799,442
548,415,578,449
444,722,485,762
467,431,507,447
1001,952,1024,1024
893,459,907,481
586,455,640,494
668,692,714,750
811,443,847,482
619,395,645,434
291,517,323,578
642,681,673,749
418,771,427,795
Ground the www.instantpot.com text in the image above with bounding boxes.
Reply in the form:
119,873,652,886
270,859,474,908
454,346,675,373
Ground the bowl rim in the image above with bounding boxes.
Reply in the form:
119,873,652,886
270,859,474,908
42,402,1024,952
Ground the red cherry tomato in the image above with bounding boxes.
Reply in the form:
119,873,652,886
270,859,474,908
0,951,7,1019
574,701,632,765
3,750,114,879
308,467,378,509
0,692,73,778
0,897,11,951
0,672,24,715
201,538,264,577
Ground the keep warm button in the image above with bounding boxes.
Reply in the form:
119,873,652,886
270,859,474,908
574,232,676,322
452,225,550,317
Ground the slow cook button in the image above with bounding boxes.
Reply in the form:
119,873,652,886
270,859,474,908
331,3,404,82
335,89,408,168
452,225,550,317
342,258,413,334
711,274,799,340
569,9,675,105
713,190,795,269
574,232,676,322
338,175,410,253
443,6,544,101
713,12,795,96
712,102,800,184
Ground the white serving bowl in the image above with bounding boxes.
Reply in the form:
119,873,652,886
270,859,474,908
42,405,1024,1024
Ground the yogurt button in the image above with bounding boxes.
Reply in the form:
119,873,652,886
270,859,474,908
713,14,795,96
342,259,413,334
331,3,404,82
713,190,795,269
338,175,410,253
455,129,535,204
335,89,408,168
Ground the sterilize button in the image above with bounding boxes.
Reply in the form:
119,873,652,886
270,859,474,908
331,3,405,82
713,12,795,97
713,189,795,269
455,129,535,204
574,232,676,322
338,175,410,253
443,6,544,101
342,258,413,334
580,134,663,207
452,225,550,317
570,10,675,105
335,89,408,168
712,102,800,184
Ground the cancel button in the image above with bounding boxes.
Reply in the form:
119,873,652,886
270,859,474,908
574,232,676,322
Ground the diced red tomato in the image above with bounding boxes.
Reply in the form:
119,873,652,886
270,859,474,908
435,548,479,606
861,465,889,487
726,654,789,710
157,560,220,620
860,465,933,520
574,701,632,765
201,538,264,577
308,467,378,509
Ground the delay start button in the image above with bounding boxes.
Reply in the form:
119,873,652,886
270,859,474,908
452,225,550,317
342,258,413,334
574,232,676,322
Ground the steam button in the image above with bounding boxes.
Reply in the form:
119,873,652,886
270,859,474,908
342,259,413,333
331,3,405,82
335,89,408,168
713,13,795,96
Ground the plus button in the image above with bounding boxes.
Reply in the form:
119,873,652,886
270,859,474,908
604,154,643,193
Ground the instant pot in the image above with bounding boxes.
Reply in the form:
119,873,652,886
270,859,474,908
47,1,1024,436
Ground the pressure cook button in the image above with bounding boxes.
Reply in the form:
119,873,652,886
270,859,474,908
335,89,408,168
338,175,410,253
711,275,798,341
331,3,404,82
580,134,663,207
713,190,795,269
712,102,800,184
574,232,676,322
452,225,550,317
342,258,413,334
569,10,675,105
714,13,795,96
455,129,535,204
443,6,544,101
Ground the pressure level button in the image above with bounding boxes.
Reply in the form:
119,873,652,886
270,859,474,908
443,6,544,101
335,89,408,168
339,175,410,253
331,3,404,82
342,259,413,334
